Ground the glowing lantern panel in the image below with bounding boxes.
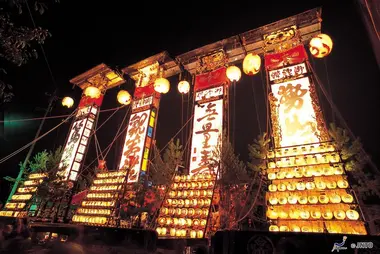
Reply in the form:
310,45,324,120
178,80,190,94
309,34,333,58
154,78,170,94
242,53,261,75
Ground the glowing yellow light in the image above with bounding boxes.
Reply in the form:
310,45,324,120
346,210,359,220
342,194,354,203
269,225,279,232
242,53,261,76
84,86,101,99
177,80,190,94
62,97,74,108
117,90,132,105
309,34,333,58
226,65,241,82
154,77,170,94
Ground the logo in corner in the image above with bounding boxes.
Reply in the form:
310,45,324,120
332,236,348,252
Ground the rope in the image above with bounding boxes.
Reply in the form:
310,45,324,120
149,113,194,163
103,106,131,158
0,109,77,164
250,78,262,134
323,58,336,123
0,106,122,123
308,62,380,174
364,0,380,41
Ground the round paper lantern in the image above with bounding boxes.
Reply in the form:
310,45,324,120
291,225,301,232
318,195,329,204
62,97,74,108
329,194,341,204
311,210,321,219
337,179,349,188
242,53,261,76
289,210,300,219
84,86,101,99
298,196,308,204
117,90,132,105
334,167,344,175
346,210,359,220
226,65,241,82
269,225,279,232
279,225,289,232
276,172,286,179
161,227,167,235
301,226,311,233
334,210,346,220
156,227,162,235
300,211,310,219
327,181,337,189
190,230,197,238
294,168,304,178
266,208,278,219
323,167,333,176
287,183,296,191
309,34,333,58
268,184,277,192
174,176,181,182
322,210,333,219
279,197,287,205
154,77,170,94
278,184,286,191
197,230,204,238
308,196,318,204
177,80,190,94
285,171,294,179
296,182,306,191
278,211,288,219
342,194,354,203
288,196,297,204
316,181,326,190
306,182,315,190
269,197,278,205
268,173,276,180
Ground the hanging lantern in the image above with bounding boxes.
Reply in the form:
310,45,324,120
84,86,101,99
291,225,301,232
309,34,333,58
190,230,197,238
279,226,289,232
269,197,278,205
62,97,74,108
342,194,354,203
322,210,333,220
226,65,241,82
117,90,132,105
242,53,261,75
178,80,190,94
337,179,349,188
154,77,170,94
268,173,276,180
334,210,346,220
269,225,279,232
308,196,318,204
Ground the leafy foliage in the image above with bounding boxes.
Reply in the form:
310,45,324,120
328,123,366,172
247,132,270,174
211,131,248,185
0,77,14,107
149,139,184,185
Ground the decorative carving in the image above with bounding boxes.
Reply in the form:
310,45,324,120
196,50,228,74
263,25,302,53
268,92,281,148
136,62,160,88
308,77,329,142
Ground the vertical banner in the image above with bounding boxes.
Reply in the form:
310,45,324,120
118,83,160,183
58,95,103,181
189,67,228,176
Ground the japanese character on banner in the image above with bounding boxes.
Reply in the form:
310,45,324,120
278,83,307,113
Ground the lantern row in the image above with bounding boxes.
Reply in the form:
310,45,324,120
61,34,333,109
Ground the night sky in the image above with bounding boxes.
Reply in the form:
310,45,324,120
1,0,379,202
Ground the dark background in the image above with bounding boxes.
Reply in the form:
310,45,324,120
1,0,379,202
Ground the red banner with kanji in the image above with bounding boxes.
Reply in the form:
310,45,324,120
134,83,155,99
264,45,308,70
195,67,228,91
78,94,104,108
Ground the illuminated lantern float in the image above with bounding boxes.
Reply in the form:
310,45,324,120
155,50,229,238
72,52,178,227
262,27,366,235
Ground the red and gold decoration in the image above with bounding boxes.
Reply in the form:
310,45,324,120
264,29,366,235
0,173,46,218
156,173,217,238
